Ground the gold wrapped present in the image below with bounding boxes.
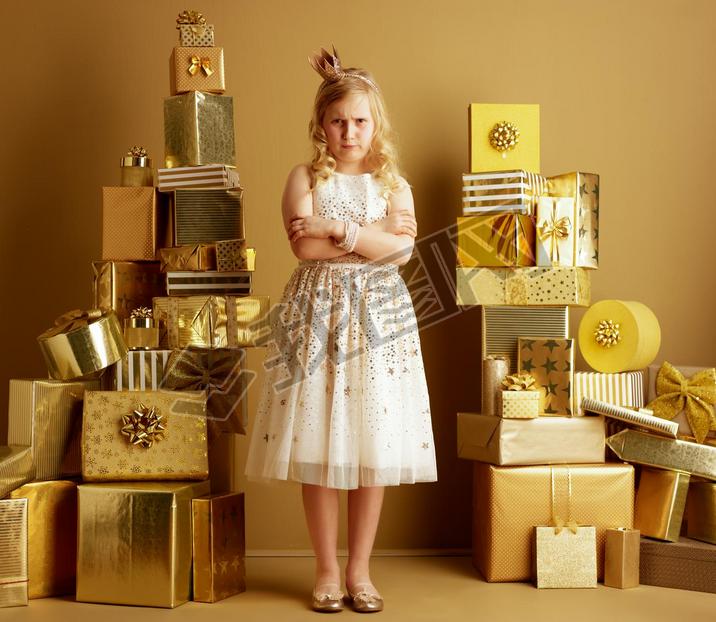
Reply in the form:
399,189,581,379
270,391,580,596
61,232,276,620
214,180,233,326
164,91,235,168
457,214,535,267
158,164,240,192
635,467,689,542
468,103,540,173
166,270,253,296
169,188,244,245
192,493,246,602
9,481,77,599
461,170,547,216
92,260,166,322
535,197,578,267
686,482,716,544
124,307,160,350
578,300,661,373
102,187,166,261
0,446,34,504
482,305,569,373
499,390,540,419
0,498,28,608
104,349,172,391
76,480,210,607
216,238,256,272
153,295,271,349
456,266,590,307
607,429,716,480
481,356,509,416
176,10,215,46
81,390,209,482
472,462,634,582
640,537,716,593
162,348,250,435
518,337,574,415
573,370,645,416
8,379,95,480
120,146,153,187
170,46,225,95
604,528,640,588
37,309,126,381
159,244,217,272
457,412,605,465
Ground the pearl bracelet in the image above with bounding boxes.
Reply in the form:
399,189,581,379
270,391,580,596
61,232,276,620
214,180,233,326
336,220,359,253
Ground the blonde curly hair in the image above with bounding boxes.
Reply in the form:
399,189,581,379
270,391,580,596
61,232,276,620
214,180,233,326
308,69,404,197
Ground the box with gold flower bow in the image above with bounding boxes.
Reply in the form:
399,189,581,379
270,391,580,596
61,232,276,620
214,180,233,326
170,47,225,95
176,10,215,46
81,390,209,482
457,214,535,267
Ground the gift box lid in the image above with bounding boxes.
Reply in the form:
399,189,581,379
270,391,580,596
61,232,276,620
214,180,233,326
640,537,716,562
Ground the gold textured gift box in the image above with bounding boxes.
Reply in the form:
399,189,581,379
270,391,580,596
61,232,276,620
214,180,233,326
170,46,225,95
81,390,209,482
468,103,540,173
103,349,173,391
192,492,246,602
573,371,645,416
472,462,634,582
178,23,215,47
216,238,256,272
461,170,547,216
76,480,211,608
159,244,217,272
92,260,166,322
604,527,640,588
640,537,716,593
456,266,590,307
164,91,235,168
120,150,153,187
533,525,597,588
518,337,574,415
102,187,166,260
153,295,272,349
499,390,540,418
635,467,689,542
9,481,77,599
457,412,605,465
686,481,716,544
0,498,28,608
457,214,535,267
170,188,244,246
124,314,160,350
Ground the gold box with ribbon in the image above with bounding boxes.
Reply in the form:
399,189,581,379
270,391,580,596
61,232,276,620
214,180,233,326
158,244,217,272
634,467,689,542
120,146,153,187
92,260,166,323
176,10,215,46
216,239,256,272
170,47,225,95
81,390,209,482
457,214,535,267
535,196,579,268
0,498,28,608
518,337,574,415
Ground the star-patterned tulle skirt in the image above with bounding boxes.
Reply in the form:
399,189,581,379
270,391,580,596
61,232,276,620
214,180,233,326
244,260,438,490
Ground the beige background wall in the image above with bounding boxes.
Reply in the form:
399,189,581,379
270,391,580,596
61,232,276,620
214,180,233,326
1,0,714,552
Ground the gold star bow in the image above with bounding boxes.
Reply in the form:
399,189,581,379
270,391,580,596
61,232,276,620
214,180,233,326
120,403,166,448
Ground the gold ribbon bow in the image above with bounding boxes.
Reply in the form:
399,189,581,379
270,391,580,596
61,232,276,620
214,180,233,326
538,201,571,263
550,467,581,534
39,308,104,339
120,403,166,448
594,319,621,348
130,306,153,319
553,517,579,535
176,10,206,25
502,373,537,391
646,361,716,444
188,55,214,77
127,145,147,158
489,121,520,156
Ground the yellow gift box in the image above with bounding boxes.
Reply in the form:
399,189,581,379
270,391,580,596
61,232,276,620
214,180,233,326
686,482,716,544
76,480,210,608
0,498,28,608
518,337,574,415
92,260,166,323
635,467,689,542
457,214,535,267
176,10,215,46
468,103,540,173
170,47,225,95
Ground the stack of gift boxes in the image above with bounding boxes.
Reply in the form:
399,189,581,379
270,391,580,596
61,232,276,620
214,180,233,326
0,10,272,608
456,103,716,592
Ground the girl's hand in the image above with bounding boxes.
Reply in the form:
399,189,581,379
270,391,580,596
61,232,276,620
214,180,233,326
287,215,338,242
377,209,417,237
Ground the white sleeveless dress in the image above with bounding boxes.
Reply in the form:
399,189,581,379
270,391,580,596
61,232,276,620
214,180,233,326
244,171,437,489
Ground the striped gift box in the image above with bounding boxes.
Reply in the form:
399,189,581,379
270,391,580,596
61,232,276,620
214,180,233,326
166,271,252,296
171,188,244,245
574,371,645,416
157,165,240,192
106,350,173,391
462,170,547,216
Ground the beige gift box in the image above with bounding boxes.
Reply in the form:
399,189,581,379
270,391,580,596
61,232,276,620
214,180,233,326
170,47,225,95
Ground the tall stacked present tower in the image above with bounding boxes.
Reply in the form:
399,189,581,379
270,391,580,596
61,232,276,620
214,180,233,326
0,10,271,608
456,104,716,591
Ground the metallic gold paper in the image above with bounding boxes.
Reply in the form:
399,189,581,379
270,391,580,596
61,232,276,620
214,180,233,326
170,47,225,95
159,244,217,272
102,187,165,260
481,356,509,416
640,537,716,593
178,23,215,46
81,390,209,481
192,493,246,602
573,371,645,416
37,310,127,381
635,467,689,542
499,390,540,418
457,214,535,267
76,480,210,607
0,446,34,506
119,149,153,187
604,528,640,588
170,188,244,245
472,462,634,582
9,481,77,599
606,429,716,480
518,337,574,415
157,165,240,192
456,266,590,307
461,170,547,216
105,349,173,391
153,295,272,349
92,260,166,322
124,326,160,350
533,525,597,588
216,238,255,272
457,412,605,465
686,482,716,544
164,91,235,168
0,498,28,608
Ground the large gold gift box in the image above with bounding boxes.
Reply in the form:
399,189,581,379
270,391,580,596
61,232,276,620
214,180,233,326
76,480,210,608
518,337,574,415
456,266,590,307
457,214,535,267
686,482,716,544
92,260,166,322
0,446,34,499
192,492,246,602
0,498,28,608
81,390,209,482
170,46,225,95
153,295,271,348
169,188,244,246
164,91,235,168
472,462,634,582
9,481,77,599
457,412,604,465
635,467,689,542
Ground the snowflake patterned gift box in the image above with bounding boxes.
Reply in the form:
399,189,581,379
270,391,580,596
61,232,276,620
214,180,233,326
518,337,574,415
81,390,208,482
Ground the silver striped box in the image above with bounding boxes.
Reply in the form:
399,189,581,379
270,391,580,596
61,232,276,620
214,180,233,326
171,188,244,245
166,271,252,296
462,170,547,216
157,165,240,192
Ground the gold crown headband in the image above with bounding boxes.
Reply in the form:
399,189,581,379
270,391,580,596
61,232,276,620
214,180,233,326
308,46,380,93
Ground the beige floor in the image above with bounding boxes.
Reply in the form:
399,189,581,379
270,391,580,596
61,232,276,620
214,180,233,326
6,556,714,622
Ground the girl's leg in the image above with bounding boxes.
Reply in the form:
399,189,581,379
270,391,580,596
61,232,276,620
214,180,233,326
302,483,341,589
345,485,385,590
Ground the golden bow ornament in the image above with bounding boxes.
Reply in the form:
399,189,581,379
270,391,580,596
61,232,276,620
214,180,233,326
39,308,105,339
553,516,579,535
188,56,214,77
646,361,716,444
120,403,166,448
176,10,206,25
502,373,537,391
538,201,571,263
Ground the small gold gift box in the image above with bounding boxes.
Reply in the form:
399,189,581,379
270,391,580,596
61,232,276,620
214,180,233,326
216,238,256,272
635,467,689,542
176,10,215,46
170,47,225,95
686,481,716,545
499,374,541,419
604,527,640,589
124,307,160,350
119,147,153,187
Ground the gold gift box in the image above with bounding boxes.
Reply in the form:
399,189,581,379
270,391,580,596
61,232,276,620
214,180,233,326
81,390,209,482
0,446,34,499
640,537,716,593
472,462,634,582
457,214,535,267
457,412,605,465
102,187,167,261
169,188,244,246
0,498,28,608
518,337,574,415
178,23,215,46
216,238,256,272
499,390,540,418
159,244,217,271
120,152,153,187
170,46,225,95
535,197,579,267
635,467,689,542
533,525,597,588
103,349,173,391
192,492,246,602
481,356,509,416
456,266,590,307
157,164,240,192
164,91,235,168
604,527,640,588
462,170,547,216
76,480,210,607
92,260,166,323
573,371,645,416
153,295,272,349
9,481,77,599
124,321,160,350
166,270,253,297
686,482,716,544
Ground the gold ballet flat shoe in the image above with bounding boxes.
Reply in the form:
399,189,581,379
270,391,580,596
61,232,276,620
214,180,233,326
346,583,384,613
312,584,345,613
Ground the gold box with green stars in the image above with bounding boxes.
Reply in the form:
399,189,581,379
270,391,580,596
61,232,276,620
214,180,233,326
517,337,574,415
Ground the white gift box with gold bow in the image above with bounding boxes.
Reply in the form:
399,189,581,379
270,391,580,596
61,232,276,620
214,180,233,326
535,197,576,267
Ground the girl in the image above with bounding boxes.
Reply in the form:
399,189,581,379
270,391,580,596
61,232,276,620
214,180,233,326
245,47,437,613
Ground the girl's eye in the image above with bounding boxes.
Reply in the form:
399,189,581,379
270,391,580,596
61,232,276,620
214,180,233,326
357,119,366,124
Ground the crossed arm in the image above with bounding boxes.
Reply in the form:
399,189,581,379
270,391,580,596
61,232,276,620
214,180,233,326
281,165,418,266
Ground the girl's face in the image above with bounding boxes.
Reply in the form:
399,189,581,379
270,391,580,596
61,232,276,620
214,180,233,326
322,93,375,172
